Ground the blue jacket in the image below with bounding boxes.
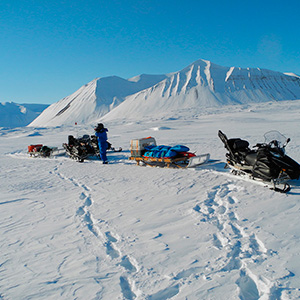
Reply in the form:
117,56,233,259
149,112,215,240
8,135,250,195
95,128,108,143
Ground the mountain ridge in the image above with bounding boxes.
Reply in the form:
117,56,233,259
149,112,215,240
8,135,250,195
0,102,49,128
29,59,300,126
29,74,167,127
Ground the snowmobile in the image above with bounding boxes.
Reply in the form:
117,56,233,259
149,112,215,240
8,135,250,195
218,130,300,193
63,135,122,162
63,135,90,162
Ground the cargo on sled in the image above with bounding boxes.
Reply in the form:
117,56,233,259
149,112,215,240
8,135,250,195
128,137,210,169
27,144,63,158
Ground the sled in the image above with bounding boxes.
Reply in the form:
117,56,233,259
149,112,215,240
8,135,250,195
129,136,210,169
28,145,64,158
129,153,210,169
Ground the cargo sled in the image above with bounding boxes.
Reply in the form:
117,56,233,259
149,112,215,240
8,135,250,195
28,144,62,158
129,137,210,169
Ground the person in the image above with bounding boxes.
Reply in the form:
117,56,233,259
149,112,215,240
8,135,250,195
94,123,108,164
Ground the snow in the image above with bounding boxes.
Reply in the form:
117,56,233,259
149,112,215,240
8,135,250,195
0,102,49,128
29,74,167,127
29,59,300,127
1,99,300,299
101,61,300,121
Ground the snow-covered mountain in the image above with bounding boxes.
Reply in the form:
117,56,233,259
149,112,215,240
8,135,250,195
29,59,300,127
29,74,167,127
103,60,300,121
0,102,49,128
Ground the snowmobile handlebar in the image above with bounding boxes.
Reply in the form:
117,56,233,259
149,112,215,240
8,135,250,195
255,137,290,150
284,138,291,148
270,140,279,147
269,138,291,149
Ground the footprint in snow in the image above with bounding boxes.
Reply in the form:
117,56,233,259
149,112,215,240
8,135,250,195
146,283,180,300
120,276,136,300
236,269,259,300
104,231,120,259
105,231,118,242
76,206,85,216
120,255,137,273
84,196,92,206
105,241,119,259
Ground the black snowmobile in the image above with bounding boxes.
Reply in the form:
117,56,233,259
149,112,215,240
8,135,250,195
218,130,300,193
63,135,91,162
63,135,122,162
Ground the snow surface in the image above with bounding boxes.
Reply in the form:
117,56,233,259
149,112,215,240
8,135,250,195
1,100,300,299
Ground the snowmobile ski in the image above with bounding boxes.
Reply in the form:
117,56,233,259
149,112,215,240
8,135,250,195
225,163,291,193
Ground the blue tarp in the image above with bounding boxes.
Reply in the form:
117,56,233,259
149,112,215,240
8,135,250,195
144,145,190,158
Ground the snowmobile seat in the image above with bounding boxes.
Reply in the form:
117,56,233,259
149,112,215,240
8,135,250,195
68,135,77,146
82,135,90,140
228,138,249,152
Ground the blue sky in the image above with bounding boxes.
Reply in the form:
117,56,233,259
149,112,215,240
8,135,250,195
1,0,300,104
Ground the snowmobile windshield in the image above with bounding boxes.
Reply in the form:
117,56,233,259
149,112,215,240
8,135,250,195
264,131,288,149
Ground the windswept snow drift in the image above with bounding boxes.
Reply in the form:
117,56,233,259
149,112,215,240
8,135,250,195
29,59,300,127
1,100,300,299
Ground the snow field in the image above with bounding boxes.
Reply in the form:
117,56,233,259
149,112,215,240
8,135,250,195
1,101,300,299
